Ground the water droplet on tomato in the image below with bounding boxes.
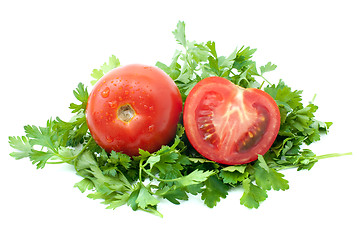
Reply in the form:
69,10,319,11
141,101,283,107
101,87,110,98
148,125,154,132
106,136,114,143
149,106,154,111
108,101,118,108
144,105,148,109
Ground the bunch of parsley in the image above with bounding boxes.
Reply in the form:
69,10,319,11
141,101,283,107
8,21,351,216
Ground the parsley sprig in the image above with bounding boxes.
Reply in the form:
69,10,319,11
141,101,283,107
8,21,351,216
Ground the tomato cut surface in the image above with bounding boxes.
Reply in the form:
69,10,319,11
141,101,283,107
183,77,280,165
86,64,182,156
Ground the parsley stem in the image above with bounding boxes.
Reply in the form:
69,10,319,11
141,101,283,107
139,161,186,183
316,152,352,160
310,93,317,104
72,137,94,171
54,137,94,164
274,152,352,171
139,159,144,182
47,161,66,164
75,137,94,157
142,168,178,182
259,75,272,89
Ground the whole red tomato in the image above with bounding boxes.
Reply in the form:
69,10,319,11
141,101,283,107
86,64,183,156
183,76,280,165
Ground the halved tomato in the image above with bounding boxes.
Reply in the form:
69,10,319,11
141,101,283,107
183,77,280,165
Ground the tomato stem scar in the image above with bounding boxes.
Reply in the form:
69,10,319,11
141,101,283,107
118,104,136,122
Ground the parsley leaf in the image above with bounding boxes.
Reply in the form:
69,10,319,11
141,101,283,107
24,122,57,152
127,183,162,217
264,80,303,113
136,183,160,209
91,55,120,85
74,178,94,193
219,165,248,185
176,169,214,187
201,175,229,208
155,185,189,205
172,21,187,47
260,62,277,75
254,155,289,191
8,136,32,160
107,150,132,170
240,178,268,209
69,83,88,113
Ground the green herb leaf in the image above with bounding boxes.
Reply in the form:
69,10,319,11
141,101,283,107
91,55,120,85
254,155,289,191
69,83,88,113
8,136,32,160
128,183,162,217
74,178,94,193
24,123,56,152
219,165,249,185
155,186,189,205
173,21,186,47
240,178,268,209
108,151,131,169
136,183,160,209
176,169,214,187
147,155,161,169
29,150,55,169
101,55,121,74
260,62,277,75
201,175,229,208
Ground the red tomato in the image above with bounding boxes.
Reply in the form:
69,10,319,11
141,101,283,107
183,77,280,165
86,64,182,156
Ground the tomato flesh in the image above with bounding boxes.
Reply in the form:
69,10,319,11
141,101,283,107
86,64,183,156
183,77,280,165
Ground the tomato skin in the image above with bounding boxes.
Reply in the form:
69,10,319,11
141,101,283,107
183,77,280,165
86,64,182,156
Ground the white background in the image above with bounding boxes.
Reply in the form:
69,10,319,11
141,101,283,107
1,0,358,239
